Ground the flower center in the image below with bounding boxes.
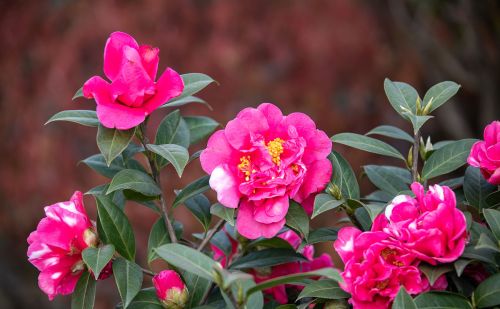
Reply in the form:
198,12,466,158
376,279,389,290
266,138,285,165
381,248,404,266
238,156,252,181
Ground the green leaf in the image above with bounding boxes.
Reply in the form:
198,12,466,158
184,194,212,231
46,110,99,127
161,95,211,109
453,259,474,277
307,227,338,244
155,109,190,149
486,191,500,208
393,287,417,309
155,243,217,281
403,113,433,134
474,233,500,252
419,263,453,286
383,79,419,116
146,144,189,177
285,200,309,239
81,244,115,279
363,165,411,195
331,133,405,161
233,279,263,309
230,248,306,270
439,176,464,189
414,291,472,309
172,175,210,208
363,202,386,222
184,116,219,145
108,169,161,197
86,184,126,209
210,203,235,226
183,271,211,308
366,125,414,143
247,268,342,298
71,271,96,309
483,209,500,242
113,257,143,309
147,219,183,263
423,81,461,113
312,194,344,219
97,125,135,166
355,207,371,231
246,237,295,250
473,273,500,308
177,73,217,99
329,151,360,199
463,166,497,209
297,279,349,300
125,289,162,309
72,87,84,100
81,154,124,178
95,195,135,260
421,139,477,180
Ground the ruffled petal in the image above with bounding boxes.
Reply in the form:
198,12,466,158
224,107,269,150
200,130,239,174
294,158,332,202
142,67,184,114
104,31,139,80
209,164,241,208
236,200,285,239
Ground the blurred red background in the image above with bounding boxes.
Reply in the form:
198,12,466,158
0,0,498,308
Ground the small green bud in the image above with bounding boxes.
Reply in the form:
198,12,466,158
416,96,422,115
83,228,98,247
327,183,342,200
422,97,433,115
407,146,413,169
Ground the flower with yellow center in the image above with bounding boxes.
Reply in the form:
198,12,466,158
266,138,285,165
238,156,252,181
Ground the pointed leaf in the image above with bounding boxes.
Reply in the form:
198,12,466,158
146,144,189,177
463,166,496,209
72,87,84,100
312,194,344,219
176,73,217,99
82,244,115,279
46,110,99,127
384,79,419,115
364,165,411,195
421,139,477,180
419,263,453,286
97,125,135,166
71,271,96,309
108,169,161,197
329,151,360,199
125,289,162,309
113,257,143,309
161,95,211,109
393,287,417,309
210,203,235,226
414,291,472,309
473,273,500,308
403,112,433,134
423,81,461,113
172,175,210,208
147,219,183,263
230,248,307,270
331,133,405,161
183,272,212,308
184,194,212,231
366,125,414,143
483,209,500,242
155,109,190,147
81,154,124,178
285,200,309,239
184,116,219,145
307,227,339,244
297,279,349,300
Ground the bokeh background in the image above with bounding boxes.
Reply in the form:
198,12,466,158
1,0,498,308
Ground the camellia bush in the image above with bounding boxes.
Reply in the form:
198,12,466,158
27,32,500,309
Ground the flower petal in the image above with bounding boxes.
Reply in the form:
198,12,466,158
209,164,241,208
142,67,184,114
104,31,139,80
236,200,285,239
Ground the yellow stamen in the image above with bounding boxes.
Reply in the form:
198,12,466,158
376,279,389,290
266,138,285,165
238,156,252,181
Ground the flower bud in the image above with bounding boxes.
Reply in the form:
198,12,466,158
327,183,342,200
83,228,98,247
153,270,188,309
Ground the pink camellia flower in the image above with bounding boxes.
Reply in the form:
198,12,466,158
27,192,104,300
200,103,332,239
372,183,467,265
83,31,184,129
334,227,427,309
153,270,188,308
252,230,333,304
468,121,500,184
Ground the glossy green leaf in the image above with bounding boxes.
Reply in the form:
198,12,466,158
147,219,183,263
81,244,115,279
421,139,477,180
172,175,210,208
363,202,386,221
108,169,161,197
414,291,472,309
312,194,344,219
124,289,162,309
184,116,219,145
161,95,211,109
403,113,433,134
439,176,464,189
329,151,360,199
423,81,461,113
483,209,500,241
146,144,189,177
384,79,419,115
184,194,212,231
155,109,190,149
366,125,414,143
71,271,96,309
393,287,417,309
364,165,411,195
177,73,217,99
246,237,295,250
331,133,405,161
86,184,126,210
355,207,371,231
486,191,500,208
81,154,124,178
96,125,135,166
230,248,306,270
419,263,453,286
155,243,216,281
95,195,135,260
113,257,143,309
297,279,349,300
46,110,99,127
307,227,338,244
285,200,309,239
453,259,474,277
183,271,211,308
72,87,84,100
473,273,500,308
210,203,235,226
464,166,497,209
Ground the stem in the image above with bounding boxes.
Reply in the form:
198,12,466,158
141,267,155,277
197,219,225,251
138,122,178,244
412,130,421,183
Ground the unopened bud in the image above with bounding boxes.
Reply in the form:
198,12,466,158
83,228,98,247
407,147,413,169
324,299,349,309
212,263,225,287
416,97,422,115
422,97,433,115
327,183,342,200
153,270,188,309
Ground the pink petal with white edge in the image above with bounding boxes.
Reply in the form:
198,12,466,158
142,67,184,114
236,200,286,239
253,195,289,224
224,107,269,150
104,31,139,81
294,158,332,202
209,164,241,208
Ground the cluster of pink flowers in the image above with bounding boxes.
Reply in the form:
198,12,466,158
468,121,500,185
334,183,466,309
27,192,111,300
201,103,332,239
